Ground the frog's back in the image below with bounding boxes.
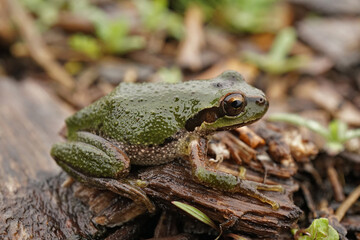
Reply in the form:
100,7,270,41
66,71,250,146
100,81,209,145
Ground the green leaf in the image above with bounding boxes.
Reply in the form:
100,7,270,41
293,218,339,240
218,0,282,33
95,20,145,54
172,201,217,230
69,0,106,23
69,34,101,59
243,27,308,74
69,0,145,55
269,27,296,61
328,120,347,142
135,0,184,39
157,67,183,83
20,0,64,30
270,113,360,154
268,113,329,138
344,128,360,141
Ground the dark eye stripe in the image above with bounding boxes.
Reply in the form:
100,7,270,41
185,107,222,131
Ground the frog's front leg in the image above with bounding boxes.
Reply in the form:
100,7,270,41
51,131,155,213
188,137,283,210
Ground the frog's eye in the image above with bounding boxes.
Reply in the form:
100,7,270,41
221,93,246,116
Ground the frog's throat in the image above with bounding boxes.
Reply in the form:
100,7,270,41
187,108,259,134
207,117,261,132
192,117,259,136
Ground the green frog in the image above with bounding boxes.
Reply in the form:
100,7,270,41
51,71,283,213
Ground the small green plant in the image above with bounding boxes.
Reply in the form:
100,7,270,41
156,67,183,83
244,27,308,74
172,201,223,239
172,0,218,18
268,113,360,155
69,34,101,59
22,0,146,58
292,218,339,240
174,0,284,33
20,0,65,30
95,20,145,54
172,201,251,240
68,0,104,23
68,0,145,57
135,0,184,39
218,0,284,33
172,201,217,229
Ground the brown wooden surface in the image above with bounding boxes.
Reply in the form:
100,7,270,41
0,78,302,239
0,78,71,186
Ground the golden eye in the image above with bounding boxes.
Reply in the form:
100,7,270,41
221,93,246,116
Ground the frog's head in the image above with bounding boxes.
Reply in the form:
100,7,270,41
185,71,268,133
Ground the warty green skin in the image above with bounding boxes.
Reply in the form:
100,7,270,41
60,71,268,167
66,71,267,147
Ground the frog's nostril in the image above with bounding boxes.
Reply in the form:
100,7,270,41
256,97,267,106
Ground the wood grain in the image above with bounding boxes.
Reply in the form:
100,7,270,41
0,78,71,192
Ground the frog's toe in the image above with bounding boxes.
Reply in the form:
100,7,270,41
270,201,280,210
240,181,282,210
60,163,156,213
105,178,156,213
255,183,285,193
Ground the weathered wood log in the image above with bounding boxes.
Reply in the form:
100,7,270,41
0,78,69,186
0,78,302,239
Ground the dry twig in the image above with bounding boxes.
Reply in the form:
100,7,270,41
6,0,75,90
327,165,345,202
335,184,360,221
177,4,205,71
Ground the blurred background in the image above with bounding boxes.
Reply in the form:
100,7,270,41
1,0,359,117
2,0,360,176
1,0,360,239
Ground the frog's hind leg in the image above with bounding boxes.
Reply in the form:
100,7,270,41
187,137,283,210
51,131,155,212
60,163,156,212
